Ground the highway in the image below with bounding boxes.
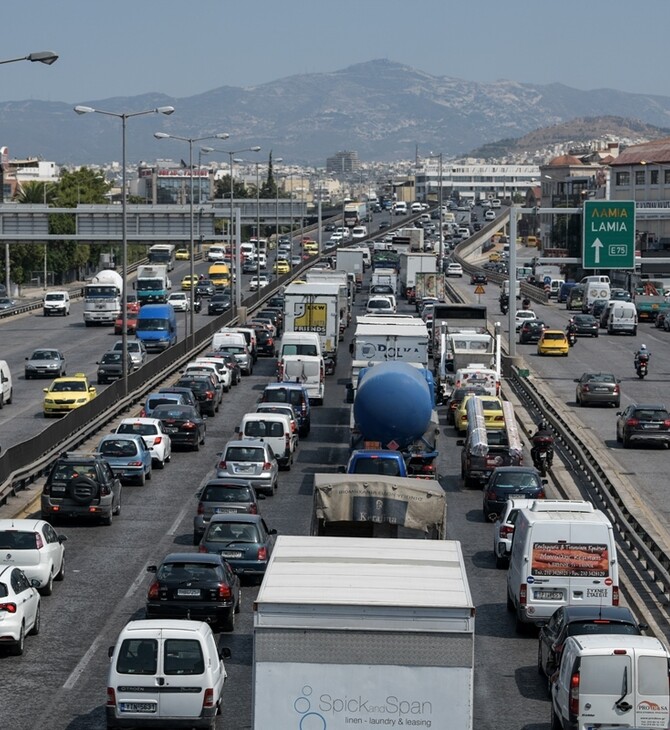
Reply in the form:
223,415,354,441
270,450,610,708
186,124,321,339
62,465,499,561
1,207,669,730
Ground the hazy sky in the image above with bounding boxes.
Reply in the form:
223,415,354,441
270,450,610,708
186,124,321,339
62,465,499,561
6,0,670,103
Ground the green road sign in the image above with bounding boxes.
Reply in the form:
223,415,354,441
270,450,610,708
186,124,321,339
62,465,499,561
582,200,635,269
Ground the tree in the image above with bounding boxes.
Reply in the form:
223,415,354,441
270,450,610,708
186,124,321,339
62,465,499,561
213,175,251,200
260,151,278,198
14,180,57,204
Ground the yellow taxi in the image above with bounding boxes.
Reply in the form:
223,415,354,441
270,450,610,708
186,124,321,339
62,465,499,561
273,259,290,275
537,329,569,356
43,373,96,417
302,241,318,256
488,251,502,262
175,248,190,260
181,274,198,291
455,394,505,435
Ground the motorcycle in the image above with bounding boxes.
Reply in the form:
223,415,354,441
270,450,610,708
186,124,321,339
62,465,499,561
193,297,202,314
531,437,554,477
636,354,649,379
500,295,509,315
566,327,577,347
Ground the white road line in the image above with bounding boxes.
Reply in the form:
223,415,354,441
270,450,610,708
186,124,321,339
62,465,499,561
63,636,102,690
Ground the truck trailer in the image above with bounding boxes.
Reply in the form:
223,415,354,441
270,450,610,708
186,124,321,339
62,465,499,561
252,536,475,730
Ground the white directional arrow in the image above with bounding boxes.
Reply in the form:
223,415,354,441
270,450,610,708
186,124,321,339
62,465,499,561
591,237,603,264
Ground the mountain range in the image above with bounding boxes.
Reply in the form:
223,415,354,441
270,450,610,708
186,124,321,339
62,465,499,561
5,59,670,166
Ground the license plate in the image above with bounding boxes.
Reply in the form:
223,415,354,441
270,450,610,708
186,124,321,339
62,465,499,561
215,507,237,513
164,427,178,433
177,588,201,597
221,551,242,558
594,387,609,392
51,485,66,493
120,703,156,713
586,588,608,598
534,590,563,600
642,423,660,429
234,464,253,471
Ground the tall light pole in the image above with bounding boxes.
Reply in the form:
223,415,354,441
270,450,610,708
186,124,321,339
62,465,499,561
198,146,214,203
206,147,261,309
3,50,59,298
75,104,175,392
429,152,444,268
154,131,230,347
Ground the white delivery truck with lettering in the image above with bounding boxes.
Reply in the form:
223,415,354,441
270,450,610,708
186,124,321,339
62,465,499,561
252,536,475,730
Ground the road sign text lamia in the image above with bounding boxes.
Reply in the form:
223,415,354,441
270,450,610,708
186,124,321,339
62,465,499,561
590,206,630,233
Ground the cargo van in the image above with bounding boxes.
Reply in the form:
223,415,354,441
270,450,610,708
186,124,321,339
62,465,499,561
558,281,577,303
607,300,638,335
106,619,230,729
393,201,407,216
237,412,296,469
580,274,610,285
0,360,12,408
278,332,322,360
566,284,585,311
551,634,670,730
208,263,231,288
225,326,258,363
278,354,325,405
135,304,178,351
582,281,610,313
507,501,619,631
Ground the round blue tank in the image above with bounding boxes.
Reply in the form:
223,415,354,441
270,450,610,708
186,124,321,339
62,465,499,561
353,362,432,449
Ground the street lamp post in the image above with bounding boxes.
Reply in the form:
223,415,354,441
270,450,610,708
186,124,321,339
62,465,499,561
75,103,174,392
154,131,230,347
198,146,214,203
429,153,444,268
2,51,59,296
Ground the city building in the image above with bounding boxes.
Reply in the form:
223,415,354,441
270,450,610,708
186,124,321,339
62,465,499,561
326,151,360,175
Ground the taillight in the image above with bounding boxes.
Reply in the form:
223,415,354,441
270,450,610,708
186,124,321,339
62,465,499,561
182,421,196,430
538,490,546,499
485,491,496,502
257,546,268,561
147,581,160,600
262,462,273,471
34,532,43,550
217,583,232,600
569,672,580,718
198,544,208,553
291,422,297,433
249,504,258,514
139,409,146,417
612,585,620,606
202,688,215,709
519,584,527,606
626,418,639,427
664,420,670,428
107,687,116,707
197,502,204,515
128,461,143,467
205,391,215,400
0,602,17,613
153,436,162,445
100,483,111,496
218,460,227,470
277,363,284,381
499,524,514,538
285,434,290,450
320,364,325,384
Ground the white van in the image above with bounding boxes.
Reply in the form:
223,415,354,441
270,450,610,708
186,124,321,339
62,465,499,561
238,412,296,469
393,201,408,216
582,281,610,313
43,290,70,316
607,300,638,335
351,225,368,240
551,634,670,730
278,354,325,405
212,330,246,352
106,619,229,728
580,274,610,285
278,332,322,360
507,500,619,631
0,360,12,408
548,278,564,299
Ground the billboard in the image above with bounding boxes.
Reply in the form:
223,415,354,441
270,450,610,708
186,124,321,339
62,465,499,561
531,543,609,577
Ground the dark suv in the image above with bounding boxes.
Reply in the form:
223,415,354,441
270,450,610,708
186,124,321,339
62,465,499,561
41,452,122,525
519,320,546,344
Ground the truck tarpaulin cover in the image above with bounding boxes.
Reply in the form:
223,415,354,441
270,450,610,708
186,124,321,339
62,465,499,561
531,542,609,577
313,474,446,533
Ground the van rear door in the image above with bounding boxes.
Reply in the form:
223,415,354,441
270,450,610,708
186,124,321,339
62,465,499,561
634,652,670,726
158,632,208,718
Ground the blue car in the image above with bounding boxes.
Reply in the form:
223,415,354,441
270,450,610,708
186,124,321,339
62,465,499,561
140,391,188,418
344,449,408,477
97,434,152,486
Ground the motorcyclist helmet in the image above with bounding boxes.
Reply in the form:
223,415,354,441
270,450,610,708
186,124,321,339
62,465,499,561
640,344,647,351
537,420,548,431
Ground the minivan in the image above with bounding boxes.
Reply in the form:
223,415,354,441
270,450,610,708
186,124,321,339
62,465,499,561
507,500,619,631
43,290,70,316
106,619,230,729
277,354,325,405
607,300,638,335
237,412,296,469
551,634,670,730
393,201,408,216
135,304,178,351
278,332,322,360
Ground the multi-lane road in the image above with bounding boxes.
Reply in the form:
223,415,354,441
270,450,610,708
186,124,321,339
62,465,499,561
2,210,670,729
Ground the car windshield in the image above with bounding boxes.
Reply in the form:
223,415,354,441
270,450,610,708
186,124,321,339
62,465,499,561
493,473,539,489
51,463,97,481
156,561,221,582
585,374,615,384
31,351,58,360
147,397,181,410
351,458,403,476
206,522,260,543
118,423,158,436
51,380,86,392
633,408,670,421
101,354,122,363
153,406,195,421
226,446,265,462
136,318,167,331
544,332,565,341
0,531,39,549
100,439,138,457
202,485,253,502
566,621,639,637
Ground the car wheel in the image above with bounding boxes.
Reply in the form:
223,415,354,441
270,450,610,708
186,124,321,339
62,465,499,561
193,532,202,546
221,608,235,632
55,555,65,581
550,706,563,730
136,471,145,486
40,571,54,596
101,511,113,526
235,589,241,613
9,624,25,655
193,440,200,452
145,467,152,481
25,372,32,380
495,555,508,569
29,606,41,636
622,435,631,449
506,592,514,613
155,458,165,470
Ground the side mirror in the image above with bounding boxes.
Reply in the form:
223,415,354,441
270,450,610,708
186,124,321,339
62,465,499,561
219,647,232,660
108,646,115,658
25,357,28,361
257,493,266,500
58,535,67,543
268,528,278,535
542,479,549,485
31,578,41,588
573,378,579,383
146,565,157,573
456,439,464,447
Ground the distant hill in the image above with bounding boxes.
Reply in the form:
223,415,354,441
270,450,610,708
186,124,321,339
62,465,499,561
468,116,670,159
5,60,670,164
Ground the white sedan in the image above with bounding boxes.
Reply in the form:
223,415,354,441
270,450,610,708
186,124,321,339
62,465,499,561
446,262,464,277
167,292,190,312
0,518,66,596
514,309,538,331
0,565,41,655
249,275,270,291
115,417,172,469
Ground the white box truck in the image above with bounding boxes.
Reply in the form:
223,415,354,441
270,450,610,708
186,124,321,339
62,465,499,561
336,247,365,290
400,252,437,302
253,536,474,730
283,282,341,364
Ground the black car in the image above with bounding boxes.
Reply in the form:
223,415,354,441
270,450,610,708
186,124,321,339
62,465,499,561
41,452,122,526
96,351,134,384
470,273,488,285
208,292,231,315
195,278,216,297
519,320,546,344
378,220,390,230
146,552,240,632
537,605,645,683
257,307,283,335
483,466,547,520
266,295,284,310
616,403,670,448
152,404,206,451
324,222,336,232
473,222,482,231
572,314,599,337
255,329,276,357
590,298,609,321
175,375,220,417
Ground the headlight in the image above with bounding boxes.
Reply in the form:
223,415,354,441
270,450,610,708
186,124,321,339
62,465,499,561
76,398,87,404
26,364,36,370
44,398,54,404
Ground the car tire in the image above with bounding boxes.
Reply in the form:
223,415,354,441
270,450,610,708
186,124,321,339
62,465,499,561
101,512,113,526
29,606,41,636
55,556,65,581
145,467,152,481
193,440,200,452
9,624,25,655
136,471,145,486
40,571,54,596
495,555,508,570
537,643,545,676
506,592,514,613
613,400,620,408
235,589,241,614
193,532,202,546
622,435,631,449
221,608,235,633
155,458,165,470
550,706,562,730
